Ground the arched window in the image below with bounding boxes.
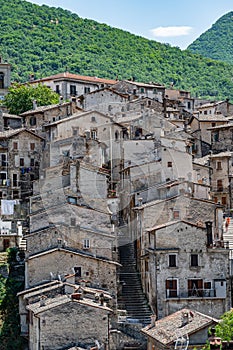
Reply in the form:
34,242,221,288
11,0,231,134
0,72,4,89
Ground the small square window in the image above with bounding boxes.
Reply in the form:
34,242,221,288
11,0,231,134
167,161,172,168
173,210,180,219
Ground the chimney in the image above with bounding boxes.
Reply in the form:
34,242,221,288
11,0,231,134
206,221,213,247
40,295,46,307
32,99,37,110
181,312,189,327
150,315,156,328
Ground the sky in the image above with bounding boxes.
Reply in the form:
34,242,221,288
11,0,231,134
28,0,233,50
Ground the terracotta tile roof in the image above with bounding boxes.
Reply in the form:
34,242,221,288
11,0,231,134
141,308,218,345
29,72,117,85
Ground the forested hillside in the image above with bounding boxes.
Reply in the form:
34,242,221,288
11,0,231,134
188,12,233,65
1,0,233,100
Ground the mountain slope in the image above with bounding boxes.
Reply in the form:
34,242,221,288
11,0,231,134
188,12,233,64
1,0,233,101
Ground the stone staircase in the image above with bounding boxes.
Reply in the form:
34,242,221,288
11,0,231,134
118,239,152,326
19,237,27,251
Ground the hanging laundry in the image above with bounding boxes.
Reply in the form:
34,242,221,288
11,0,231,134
1,199,17,215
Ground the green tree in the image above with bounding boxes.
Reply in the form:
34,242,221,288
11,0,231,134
3,83,59,115
214,309,233,341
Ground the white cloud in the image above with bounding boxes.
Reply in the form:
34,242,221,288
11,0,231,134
150,26,192,38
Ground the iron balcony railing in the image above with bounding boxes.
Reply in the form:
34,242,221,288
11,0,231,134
166,288,216,298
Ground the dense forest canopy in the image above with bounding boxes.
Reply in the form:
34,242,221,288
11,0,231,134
188,12,233,65
1,0,233,101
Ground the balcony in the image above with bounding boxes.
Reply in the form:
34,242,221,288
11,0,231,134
166,288,216,299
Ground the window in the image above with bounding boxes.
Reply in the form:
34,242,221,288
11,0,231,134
166,278,178,297
204,281,212,289
214,131,219,142
168,254,177,267
20,158,24,166
173,210,180,219
13,142,18,150
188,279,203,297
70,217,76,226
153,88,157,94
1,154,7,167
204,110,207,115
217,179,223,191
30,158,35,167
84,87,90,94
222,197,227,205
74,266,81,278
140,88,145,93
167,161,172,168
55,85,60,94
0,72,4,89
212,122,216,127
90,128,97,140
216,161,222,170
70,85,77,96
190,254,198,267
83,239,90,249
13,174,17,187
115,130,119,141
73,128,79,136
30,116,36,126
0,172,7,186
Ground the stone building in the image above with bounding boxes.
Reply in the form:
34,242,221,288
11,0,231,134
28,71,117,100
25,247,119,294
188,112,228,146
0,128,44,202
2,112,22,130
20,99,82,134
209,123,233,154
112,80,165,103
0,218,22,251
141,220,230,319
141,308,219,349
18,280,113,340
26,293,112,350
25,222,116,262
209,152,233,208
0,56,11,101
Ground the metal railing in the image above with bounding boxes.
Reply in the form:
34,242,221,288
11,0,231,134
166,288,216,298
